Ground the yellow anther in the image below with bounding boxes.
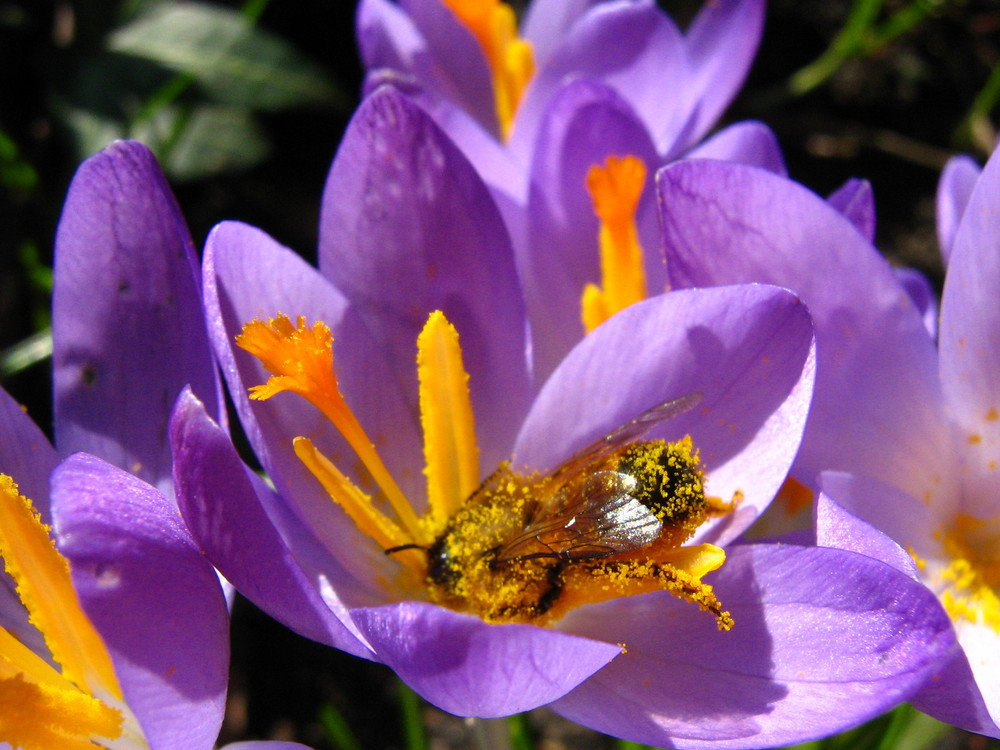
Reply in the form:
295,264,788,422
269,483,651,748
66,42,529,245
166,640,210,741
581,155,650,333
0,674,123,750
930,514,1000,632
0,475,127,748
0,476,121,702
237,315,427,545
418,311,480,528
441,0,534,139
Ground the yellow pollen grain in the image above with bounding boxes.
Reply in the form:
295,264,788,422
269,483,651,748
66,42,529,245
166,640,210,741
440,0,534,139
237,314,427,545
932,515,1000,632
0,476,122,702
581,155,649,333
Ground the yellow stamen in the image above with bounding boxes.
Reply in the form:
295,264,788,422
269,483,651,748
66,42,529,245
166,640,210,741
0,475,125,747
440,0,534,139
0,674,122,750
293,438,425,572
933,515,1000,632
554,546,733,630
657,542,728,580
418,311,480,529
0,476,121,702
237,315,426,544
581,155,650,333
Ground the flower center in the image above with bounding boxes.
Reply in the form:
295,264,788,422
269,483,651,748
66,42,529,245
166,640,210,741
440,0,534,140
928,515,1000,632
0,474,133,749
581,155,650,334
238,312,730,628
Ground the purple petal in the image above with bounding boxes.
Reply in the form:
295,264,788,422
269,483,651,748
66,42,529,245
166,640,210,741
552,543,956,747
318,87,531,469
680,0,765,144
936,154,981,266
524,78,660,382
351,600,621,717
813,487,920,579
51,452,229,750
938,147,1000,519
221,744,315,750
684,120,786,175
514,285,815,545
911,644,1000,737
396,0,500,135
827,177,875,242
894,266,938,340
203,221,419,584
170,388,373,658
522,0,603,68
356,0,434,86
358,80,526,216
658,160,954,505
817,471,946,568
357,0,499,135
513,1,690,159
0,385,57,519
52,140,221,493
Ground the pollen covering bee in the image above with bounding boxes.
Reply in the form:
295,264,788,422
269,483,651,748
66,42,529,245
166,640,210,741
391,394,734,629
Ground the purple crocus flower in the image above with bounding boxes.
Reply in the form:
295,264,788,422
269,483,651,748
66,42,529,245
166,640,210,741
656,149,1000,736
357,0,766,163
0,140,310,749
172,88,955,747
355,0,781,381
0,396,310,750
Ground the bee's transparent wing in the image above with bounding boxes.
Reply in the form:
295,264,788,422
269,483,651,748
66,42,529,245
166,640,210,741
548,393,702,482
495,472,662,563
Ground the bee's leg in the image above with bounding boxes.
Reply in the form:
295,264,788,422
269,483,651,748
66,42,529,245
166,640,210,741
491,562,566,621
576,559,733,630
534,561,567,615
706,488,743,515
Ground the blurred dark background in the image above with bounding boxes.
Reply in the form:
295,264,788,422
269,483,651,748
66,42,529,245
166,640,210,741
0,1,998,747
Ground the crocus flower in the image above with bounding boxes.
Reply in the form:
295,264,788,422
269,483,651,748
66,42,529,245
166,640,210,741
0,386,312,750
354,0,782,381
172,86,955,747
655,149,1000,736
357,0,766,163
0,139,312,748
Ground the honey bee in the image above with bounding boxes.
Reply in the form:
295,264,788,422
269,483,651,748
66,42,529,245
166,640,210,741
390,393,733,628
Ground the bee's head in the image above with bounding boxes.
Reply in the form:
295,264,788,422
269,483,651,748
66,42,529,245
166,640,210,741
425,537,461,587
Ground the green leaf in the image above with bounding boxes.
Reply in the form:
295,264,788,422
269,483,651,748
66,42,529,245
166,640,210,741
134,103,270,181
108,2,343,111
317,703,363,750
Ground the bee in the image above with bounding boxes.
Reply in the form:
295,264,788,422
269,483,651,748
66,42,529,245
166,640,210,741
390,393,733,628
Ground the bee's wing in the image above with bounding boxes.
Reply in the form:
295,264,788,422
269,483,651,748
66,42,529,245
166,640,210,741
495,471,662,563
548,392,702,482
